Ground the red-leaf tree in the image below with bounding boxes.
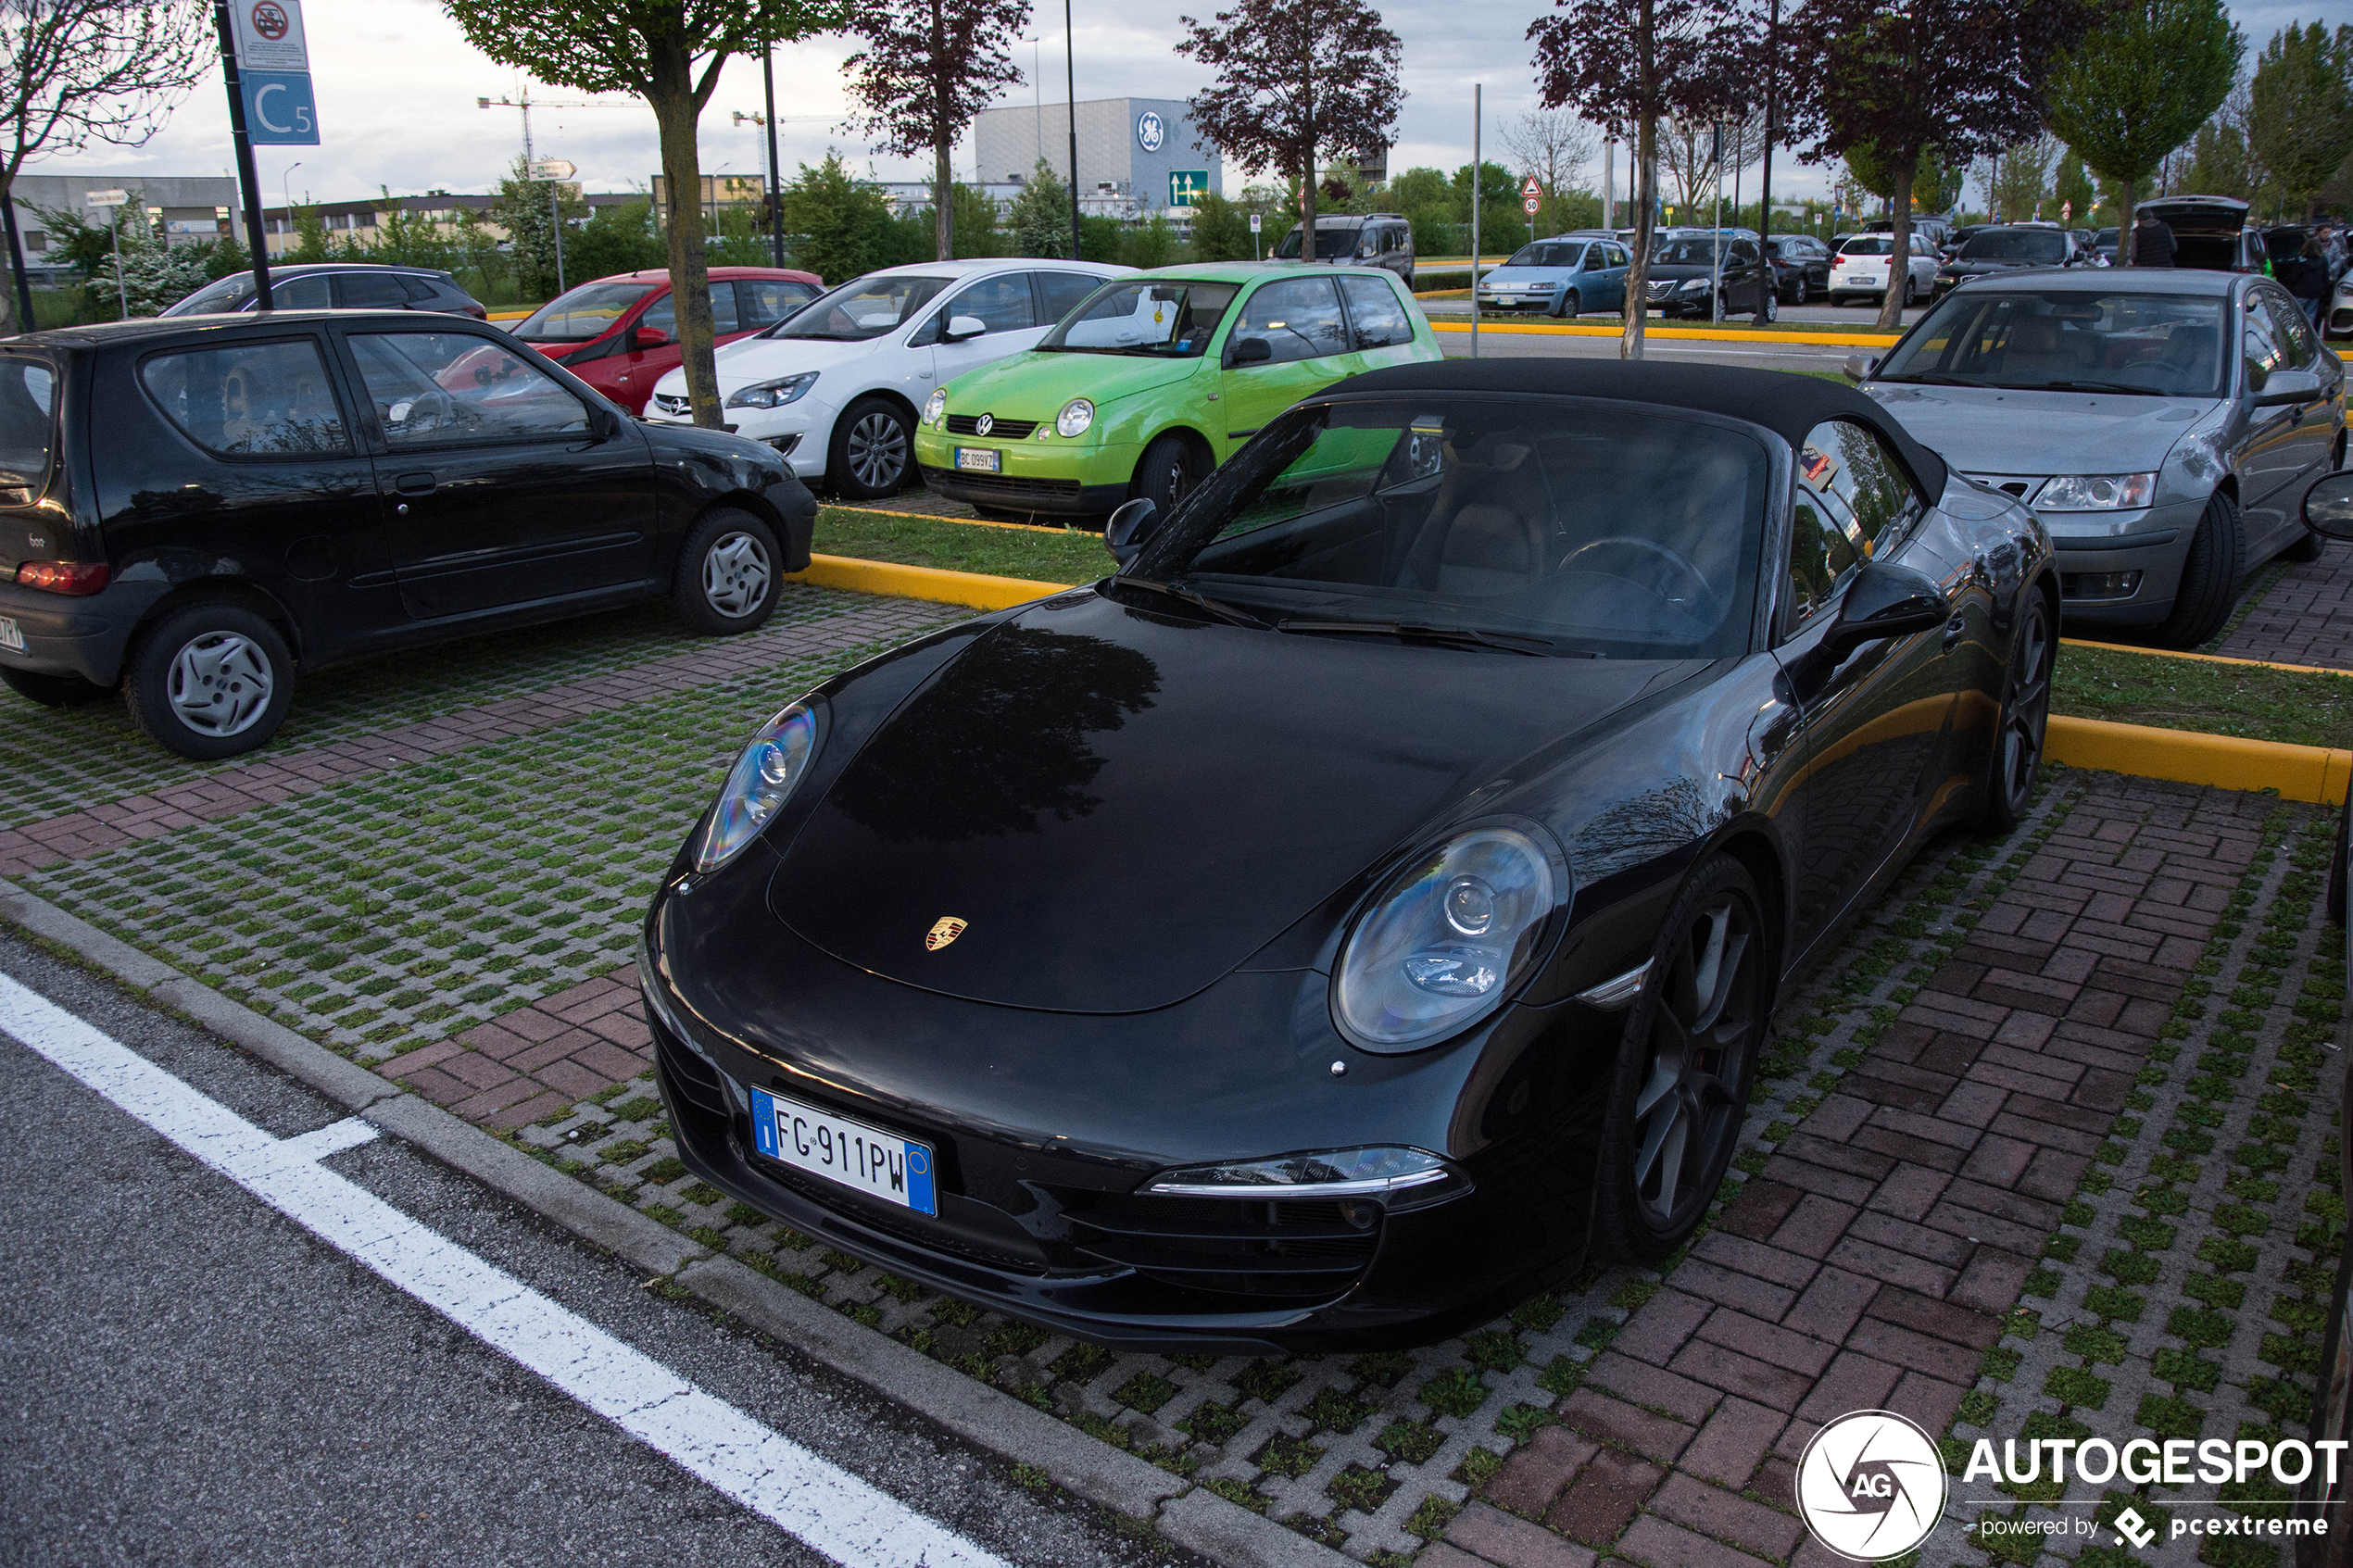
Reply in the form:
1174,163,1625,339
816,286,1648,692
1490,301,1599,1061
843,0,1030,261
1781,0,2101,330
1178,0,1403,264
1530,0,1754,358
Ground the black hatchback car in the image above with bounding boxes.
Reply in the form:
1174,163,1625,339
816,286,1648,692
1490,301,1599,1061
163,264,489,320
0,312,816,757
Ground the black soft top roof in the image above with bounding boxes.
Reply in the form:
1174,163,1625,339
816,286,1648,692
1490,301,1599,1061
1327,357,1949,499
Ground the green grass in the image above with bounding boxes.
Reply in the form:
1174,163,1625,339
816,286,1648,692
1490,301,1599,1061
2053,643,2353,749
814,507,1102,583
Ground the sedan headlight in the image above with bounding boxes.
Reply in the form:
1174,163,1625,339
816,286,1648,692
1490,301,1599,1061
1678,278,1711,293
2037,471,2157,511
724,372,819,410
1147,1147,1469,1211
693,702,819,872
1055,397,1094,438
922,388,947,427
1333,824,1563,1051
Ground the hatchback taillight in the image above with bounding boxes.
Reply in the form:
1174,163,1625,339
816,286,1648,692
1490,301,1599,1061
14,560,108,595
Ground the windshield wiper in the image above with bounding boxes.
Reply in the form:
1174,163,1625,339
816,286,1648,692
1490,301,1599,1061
1880,371,1982,386
1273,617,1577,656
2032,379,2164,396
1113,577,1268,628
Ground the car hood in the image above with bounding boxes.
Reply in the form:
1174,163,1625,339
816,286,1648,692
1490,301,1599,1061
1944,257,2064,272
937,350,1203,416
650,333,893,395
1483,266,1564,284
1863,382,2214,475
766,592,1682,1014
1646,262,1731,282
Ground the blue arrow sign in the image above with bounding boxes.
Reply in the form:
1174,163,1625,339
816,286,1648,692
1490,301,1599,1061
243,70,319,145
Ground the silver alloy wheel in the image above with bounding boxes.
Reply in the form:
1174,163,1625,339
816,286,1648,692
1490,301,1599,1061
165,631,274,738
847,409,909,490
1630,893,1758,1226
702,531,773,619
1763,288,1779,322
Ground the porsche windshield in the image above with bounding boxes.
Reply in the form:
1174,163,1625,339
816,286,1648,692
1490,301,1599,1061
1037,281,1239,357
1131,396,1769,659
1876,291,2229,397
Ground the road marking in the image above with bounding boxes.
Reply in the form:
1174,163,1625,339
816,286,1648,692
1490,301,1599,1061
0,974,1006,1568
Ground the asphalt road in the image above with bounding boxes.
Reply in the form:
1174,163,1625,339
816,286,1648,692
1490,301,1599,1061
0,930,1189,1568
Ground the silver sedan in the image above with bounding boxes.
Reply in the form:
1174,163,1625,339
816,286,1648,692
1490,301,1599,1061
1846,268,2343,646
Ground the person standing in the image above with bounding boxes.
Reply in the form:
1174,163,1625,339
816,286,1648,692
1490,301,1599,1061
2130,208,2177,268
2288,233,2331,328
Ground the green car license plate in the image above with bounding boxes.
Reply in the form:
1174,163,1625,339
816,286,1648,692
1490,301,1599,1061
954,446,1001,474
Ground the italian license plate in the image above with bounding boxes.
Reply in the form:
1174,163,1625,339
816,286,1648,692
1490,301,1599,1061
749,1086,937,1215
954,446,1001,474
0,616,21,653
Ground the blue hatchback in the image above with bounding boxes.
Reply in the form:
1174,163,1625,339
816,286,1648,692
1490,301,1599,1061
1474,233,1629,318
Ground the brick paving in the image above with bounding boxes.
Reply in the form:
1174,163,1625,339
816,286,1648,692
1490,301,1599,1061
0,598,940,880
381,963,649,1131
1441,776,2270,1568
2209,539,2353,671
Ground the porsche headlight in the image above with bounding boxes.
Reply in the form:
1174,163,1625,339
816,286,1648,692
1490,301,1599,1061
922,388,947,427
1055,397,1094,437
2037,471,2157,511
1333,825,1562,1050
693,702,819,872
724,372,818,409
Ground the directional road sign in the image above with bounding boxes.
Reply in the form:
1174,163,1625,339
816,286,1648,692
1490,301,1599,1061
84,188,129,208
1167,169,1210,208
531,159,577,182
243,70,319,145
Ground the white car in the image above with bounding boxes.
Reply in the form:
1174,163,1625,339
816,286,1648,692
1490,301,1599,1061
642,258,1134,498
1828,234,1940,308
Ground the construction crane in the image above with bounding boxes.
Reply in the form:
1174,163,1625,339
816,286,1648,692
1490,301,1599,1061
475,92,636,296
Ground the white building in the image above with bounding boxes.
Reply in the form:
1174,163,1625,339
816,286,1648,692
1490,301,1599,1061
974,97,1222,219
6,173,239,282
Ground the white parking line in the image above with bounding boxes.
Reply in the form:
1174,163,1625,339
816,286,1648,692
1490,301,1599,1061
0,974,1006,1568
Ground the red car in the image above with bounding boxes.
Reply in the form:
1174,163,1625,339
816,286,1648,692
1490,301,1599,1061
510,266,824,414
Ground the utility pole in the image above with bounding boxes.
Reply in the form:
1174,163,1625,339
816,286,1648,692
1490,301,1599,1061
761,50,785,266
1470,84,1481,360
1064,0,1081,260
212,0,273,310
1604,132,1616,231
1753,0,1777,323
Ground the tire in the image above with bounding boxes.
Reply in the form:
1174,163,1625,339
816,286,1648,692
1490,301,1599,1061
1902,276,1919,306
1,666,111,708
672,507,782,636
1982,588,2054,831
1760,288,1779,323
1592,856,1771,1261
122,601,294,759
1830,293,1849,308
2155,489,2246,648
1553,289,1580,320
827,396,914,500
1135,433,1202,517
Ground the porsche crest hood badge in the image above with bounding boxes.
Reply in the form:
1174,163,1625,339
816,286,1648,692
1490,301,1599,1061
925,917,967,951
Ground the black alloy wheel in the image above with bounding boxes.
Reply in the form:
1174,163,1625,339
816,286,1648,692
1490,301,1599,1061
1593,856,1768,1259
1983,590,2054,831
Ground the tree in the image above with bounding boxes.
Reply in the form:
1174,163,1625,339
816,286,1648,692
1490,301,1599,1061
1453,159,1531,254
778,151,901,279
1657,112,1771,215
1178,0,1403,269
1987,133,2056,220
564,195,667,280
949,182,1002,257
2045,0,2240,257
1004,157,1072,257
444,0,847,429
2180,117,2253,200
1187,190,1254,260
2246,23,2353,220
1499,107,1597,238
842,0,1028,260
1783,0,2098,330
2051,151,2097,221
0,1,211,332
1122,213,1179,268
491,159,586,300
1531,0,1754,358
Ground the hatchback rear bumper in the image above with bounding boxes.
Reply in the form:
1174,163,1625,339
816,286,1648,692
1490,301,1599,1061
0,578,160,684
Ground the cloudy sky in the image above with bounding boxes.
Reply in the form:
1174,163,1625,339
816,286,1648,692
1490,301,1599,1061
31,0,2353,210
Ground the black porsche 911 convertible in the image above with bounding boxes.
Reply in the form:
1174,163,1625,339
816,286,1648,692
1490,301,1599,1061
636,359,2055,1351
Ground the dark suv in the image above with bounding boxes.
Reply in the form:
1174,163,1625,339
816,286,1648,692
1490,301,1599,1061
0,313,815,758
163,264,489,320
1272,213,1416,282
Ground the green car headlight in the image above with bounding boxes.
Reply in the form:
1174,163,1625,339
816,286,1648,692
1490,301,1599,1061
1056,397,1094,438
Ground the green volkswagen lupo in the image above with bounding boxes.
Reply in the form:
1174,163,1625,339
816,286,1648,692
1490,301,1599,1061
912,261,1442,520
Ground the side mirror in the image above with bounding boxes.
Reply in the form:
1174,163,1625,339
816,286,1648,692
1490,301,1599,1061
2255,367,2323,408
2306,471,2353,541
1842,354,1877,383
1227,336,1273,367
1103,497,1159,570
587,401,623,440
629,327,670,352
1824,559,1948,656
942,315,988,343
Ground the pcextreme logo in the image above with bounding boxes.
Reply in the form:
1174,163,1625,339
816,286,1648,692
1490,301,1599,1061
1795,1410,1949,1562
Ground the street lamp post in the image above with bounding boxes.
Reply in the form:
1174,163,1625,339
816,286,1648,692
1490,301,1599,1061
1063,0,1080,260
761,49,785,267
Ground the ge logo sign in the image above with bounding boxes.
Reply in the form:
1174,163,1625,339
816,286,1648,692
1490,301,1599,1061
1136,111,1164,153
1794,1411,1947,1562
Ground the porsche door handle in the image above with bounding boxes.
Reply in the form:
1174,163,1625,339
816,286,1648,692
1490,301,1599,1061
1942,615,1966,650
